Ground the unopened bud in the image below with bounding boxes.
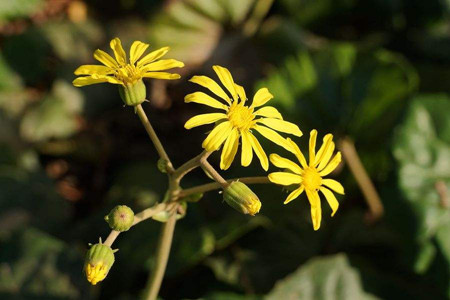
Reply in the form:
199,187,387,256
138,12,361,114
223,181,261,216
105,205,134,232
84,242,115,285
157,158,168,173
118,79,146,106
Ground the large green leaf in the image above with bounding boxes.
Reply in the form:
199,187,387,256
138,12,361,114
266,254,378,300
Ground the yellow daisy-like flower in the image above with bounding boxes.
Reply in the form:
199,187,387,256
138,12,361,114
73,37,184,87
268,130,344,230
184,65,302,170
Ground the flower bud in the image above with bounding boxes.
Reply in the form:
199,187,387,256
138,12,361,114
118,79,146,106
157,158,168,173
105,205,134,232
84,243,115,285
223,181,261,216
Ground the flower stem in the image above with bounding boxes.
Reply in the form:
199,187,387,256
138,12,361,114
135,104,174,173
144,210,177,300
172,151,211,184
180,176,270,197
199,156,229,188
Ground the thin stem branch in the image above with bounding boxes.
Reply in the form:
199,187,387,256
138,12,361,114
180,176,270,197
144,210,177,300
338,137,384,222
103,230,120,247
172,151,211,184
135,104,174,173
199,156,229,188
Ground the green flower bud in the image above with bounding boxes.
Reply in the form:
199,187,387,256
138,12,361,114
105,205,134,232
84,242,115,285
223,181,261,216
157,158,168,173
118,79,146,106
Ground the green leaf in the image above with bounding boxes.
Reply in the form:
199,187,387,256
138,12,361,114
0,0,44,22
266,254,379,300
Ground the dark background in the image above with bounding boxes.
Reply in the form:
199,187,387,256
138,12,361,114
0,0,449,299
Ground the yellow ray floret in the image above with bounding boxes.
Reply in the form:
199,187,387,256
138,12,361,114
268,130,344,230
85,262,108,285
184,65,302,171
73,38,184,87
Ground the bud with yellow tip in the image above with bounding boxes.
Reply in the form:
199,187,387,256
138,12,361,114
84,242,116,285
223,181,261,216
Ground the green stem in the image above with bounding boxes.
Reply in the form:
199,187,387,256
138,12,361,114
172,151,211,184
199,156,228,188
135,104,174,173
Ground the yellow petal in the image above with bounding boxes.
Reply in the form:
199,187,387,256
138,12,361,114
185,92,228,110
184,113,227,129
189,75,231,105
249,132,268,170
286,138,308,168
94,49,118,68
314,134,332,164
253,125,292,152
213,65,238,102
317,140,335,170
322,179,344,195
320,187,339,216
241,130,253,167
309,129,317,166
284,186,304,204
202,121,232,151
220,128,239,170
268,172,302,185
110,38,127,65
142,59,184,72
74,65,113,76
73,76,109,87
252,88,273,107
269,153,302,174
143,72,181,80
257,118,302,137
235,83,246,103
137,46,170,67
319,152,342,176
254,106,283,119
306,189,322,231
130,41,149,64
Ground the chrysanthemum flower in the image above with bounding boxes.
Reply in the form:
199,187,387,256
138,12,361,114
268,130,344,230
73,38,184,106
184,65,302,170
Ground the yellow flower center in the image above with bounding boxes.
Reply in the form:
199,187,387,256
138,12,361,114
85,262,108,285
115,64,143,84
303,167,322,191
227,102,255,131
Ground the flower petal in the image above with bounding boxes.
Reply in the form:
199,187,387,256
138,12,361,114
73,76,109,87
254,106,283,119
185,92,228,110
235,83,246,103
268,172,302,185
284,185,304,204
130,41,149,64
252,88,273,107
241,130,253,167
143,72,181,80
320,187,339,216
74,65,113,76
269,153,302,174
286,138,308,168
137,46,170,67
322,179,345,195
253,125,292,151
249,132,268,170
257,118,302,137
220,128,239,170
306,189,322,231
319,152,342,176
110,38,127,65
213,65,238,102
314,134,333,166
94,49,118,68
142,59,184,72
317,140,335,171
309,129,317,166
189,75,231,105
202,121,233,151
184,113,227,129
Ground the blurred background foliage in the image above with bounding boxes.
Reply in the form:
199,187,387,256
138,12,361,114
0,0,449,299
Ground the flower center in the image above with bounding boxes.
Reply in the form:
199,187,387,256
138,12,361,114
303,167,322,191
227,102,255,131
115,64,143,84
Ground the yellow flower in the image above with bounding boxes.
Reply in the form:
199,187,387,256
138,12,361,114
85,262,108,285
184,65,302,170
268,130,344,230
73,37,184,87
